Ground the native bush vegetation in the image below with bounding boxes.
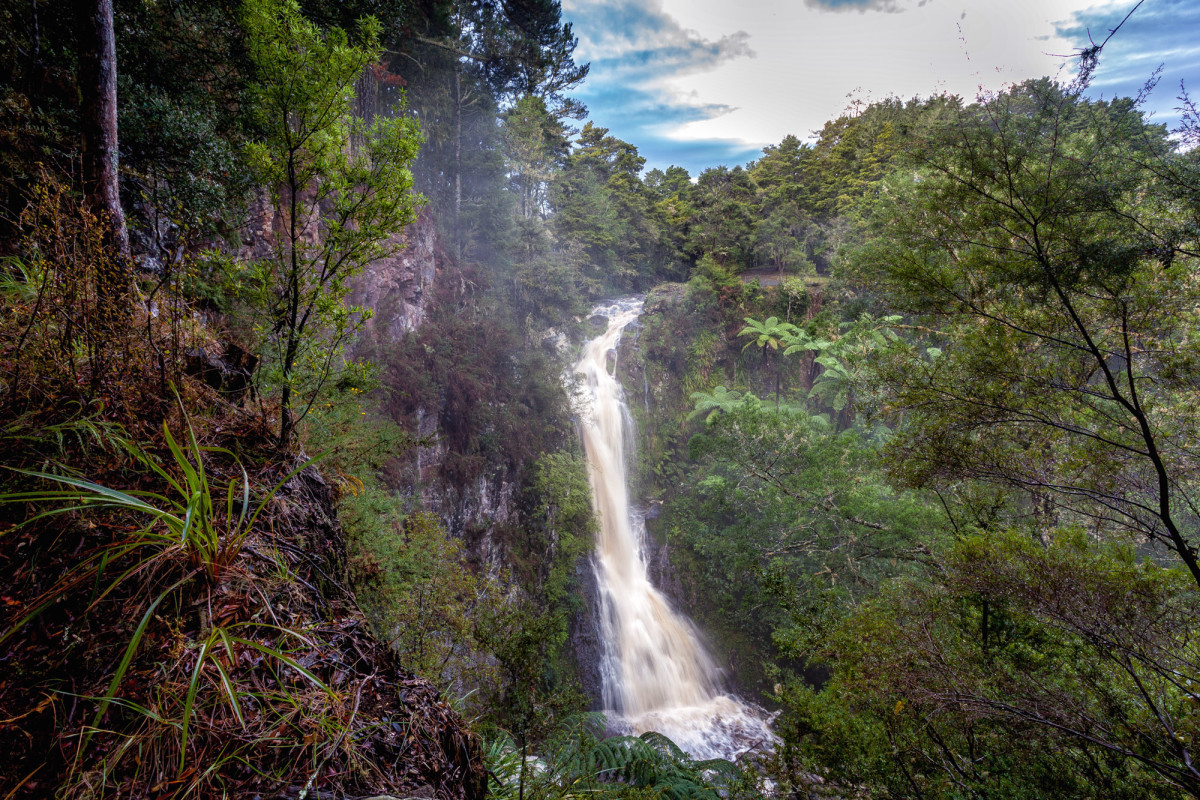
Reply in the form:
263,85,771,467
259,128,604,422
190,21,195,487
484,716,753,800
4,0,1199,797
242,0,423,447
0,2,486,797
623,77,1200,799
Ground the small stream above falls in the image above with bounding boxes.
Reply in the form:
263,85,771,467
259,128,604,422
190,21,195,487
573,298,776,761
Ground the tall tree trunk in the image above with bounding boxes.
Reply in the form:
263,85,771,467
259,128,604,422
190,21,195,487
454,63,463,260
77,0,129,260
279,159,302,450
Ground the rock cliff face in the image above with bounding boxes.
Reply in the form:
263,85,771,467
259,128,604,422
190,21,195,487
348,216,515,545
347,207,441,340
237,189,516,550
234,192,440,343
410,411,517,572
569,557,606,708
342,208,612,706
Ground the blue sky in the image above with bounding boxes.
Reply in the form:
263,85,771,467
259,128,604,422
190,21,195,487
560,0,1200,176
1057,0,1200,132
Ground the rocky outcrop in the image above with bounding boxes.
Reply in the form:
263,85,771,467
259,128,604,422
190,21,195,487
340,206,516,546
348,207,442,342
184,342,258,403
569,557,606,708
233,187,441,345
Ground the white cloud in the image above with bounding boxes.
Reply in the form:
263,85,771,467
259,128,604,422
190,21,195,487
560,0,1195,174
566,0,754,70
563,0,760,157
650,0,1109,148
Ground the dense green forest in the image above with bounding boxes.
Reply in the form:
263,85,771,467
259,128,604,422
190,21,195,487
2,0,1200,798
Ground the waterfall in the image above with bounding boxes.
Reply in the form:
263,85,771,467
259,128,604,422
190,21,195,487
574,298,775,761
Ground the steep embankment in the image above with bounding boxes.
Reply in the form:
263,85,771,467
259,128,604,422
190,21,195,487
0,184,488,798
0,401,487,800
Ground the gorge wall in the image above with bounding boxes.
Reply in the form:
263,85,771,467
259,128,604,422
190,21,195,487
341,208,609,705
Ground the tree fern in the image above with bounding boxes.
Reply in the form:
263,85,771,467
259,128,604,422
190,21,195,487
483,718,746,800
688,385,746,422
738,317,798,352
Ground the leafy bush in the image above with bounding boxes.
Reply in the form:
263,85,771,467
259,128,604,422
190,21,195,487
348,503,496,683
779,532,1200,799
242,0,423,446
485,716,749,800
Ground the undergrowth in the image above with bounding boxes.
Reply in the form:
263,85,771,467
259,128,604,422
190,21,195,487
0,171,486,799
0,406,484,798
483,714,758,800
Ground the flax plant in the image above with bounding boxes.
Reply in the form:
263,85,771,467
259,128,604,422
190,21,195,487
0,397,327,764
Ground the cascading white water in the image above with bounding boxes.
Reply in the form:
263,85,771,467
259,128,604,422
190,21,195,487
574,298,775,761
